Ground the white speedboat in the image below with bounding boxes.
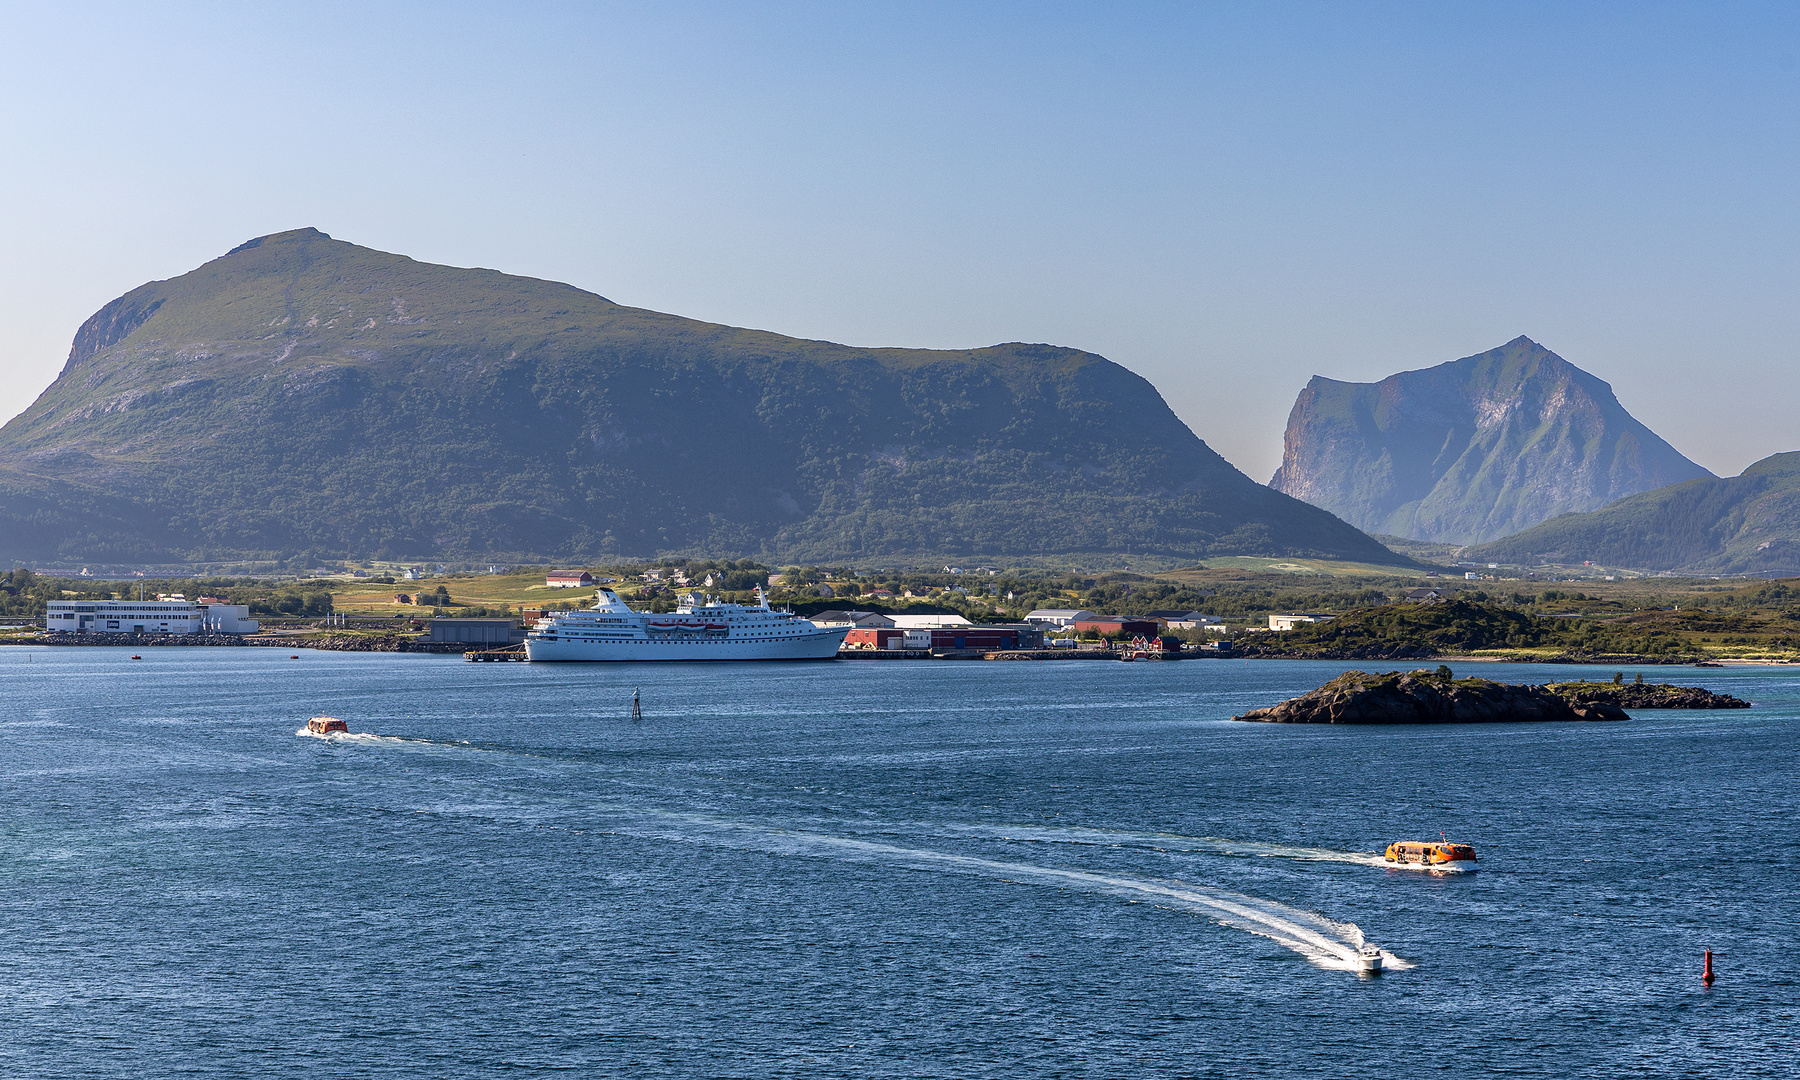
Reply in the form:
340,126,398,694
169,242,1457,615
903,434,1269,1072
524,587,848,662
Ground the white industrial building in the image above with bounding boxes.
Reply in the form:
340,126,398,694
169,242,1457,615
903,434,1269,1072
45,599,260,635
1024,609,1096,628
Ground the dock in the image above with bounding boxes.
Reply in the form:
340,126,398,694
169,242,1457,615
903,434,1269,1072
464,645,529,662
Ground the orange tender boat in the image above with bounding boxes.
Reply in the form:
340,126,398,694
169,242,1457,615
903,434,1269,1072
1385,840,1477,871
307,716,349,734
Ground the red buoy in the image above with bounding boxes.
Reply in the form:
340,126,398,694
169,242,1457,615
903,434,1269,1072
1702,950,1715,986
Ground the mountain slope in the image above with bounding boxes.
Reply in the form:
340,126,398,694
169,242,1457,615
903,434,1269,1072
1268,337,1712,544
1464,452,1800,575
0,228,1401,566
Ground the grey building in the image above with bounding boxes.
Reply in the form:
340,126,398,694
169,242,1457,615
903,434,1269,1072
428,618,523,644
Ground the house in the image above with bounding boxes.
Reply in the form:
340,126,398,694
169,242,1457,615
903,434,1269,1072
815,584,835,598
545,570,595,589
402,566,424,581
1073,617,1159,638
1025,608,1096,628
1127,635,1183,656
1268,612,1335,631
1404,588,1445,604
866,589,895,599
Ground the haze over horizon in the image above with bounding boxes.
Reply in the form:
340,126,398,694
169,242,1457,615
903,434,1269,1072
4,2,1798,482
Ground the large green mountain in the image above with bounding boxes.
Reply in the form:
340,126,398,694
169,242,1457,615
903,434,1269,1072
0,228,1400,567
1464,451,1800,576
1268,337,1712,544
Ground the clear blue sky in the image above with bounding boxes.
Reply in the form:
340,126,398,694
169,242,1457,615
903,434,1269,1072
3,2,1796,481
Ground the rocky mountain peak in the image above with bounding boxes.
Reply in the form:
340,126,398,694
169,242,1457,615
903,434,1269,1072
1269,338,1712,544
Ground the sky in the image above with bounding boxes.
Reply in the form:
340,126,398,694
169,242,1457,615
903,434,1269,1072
3,1,1797,481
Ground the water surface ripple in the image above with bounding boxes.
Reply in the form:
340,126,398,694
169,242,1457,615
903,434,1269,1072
2,648,1795,1076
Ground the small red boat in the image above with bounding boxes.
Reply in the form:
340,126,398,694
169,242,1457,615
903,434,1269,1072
307,716,348,734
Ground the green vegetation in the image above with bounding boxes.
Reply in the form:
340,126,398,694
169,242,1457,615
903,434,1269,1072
6,562,1800,663
1262,599,1697,660
1465,452,1800,576
0,228,1403,569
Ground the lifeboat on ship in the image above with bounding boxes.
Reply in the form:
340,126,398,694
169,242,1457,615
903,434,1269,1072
1384,840,1477,871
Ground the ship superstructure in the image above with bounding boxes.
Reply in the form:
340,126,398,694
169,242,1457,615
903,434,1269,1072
523,587,848,662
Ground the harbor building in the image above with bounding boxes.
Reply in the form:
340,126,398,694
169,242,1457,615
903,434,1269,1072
428,618,525,645
1267,612,1336,631
46,599,259,635
1025,609,1096,628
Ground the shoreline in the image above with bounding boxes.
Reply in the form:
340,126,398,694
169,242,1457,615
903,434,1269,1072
3,636,1797,668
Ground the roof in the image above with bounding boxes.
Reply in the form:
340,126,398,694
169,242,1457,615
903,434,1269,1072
810,610,895,628
1144,609,1208,620
1026,609,1095,619
889,614,974,629
545,569,591,579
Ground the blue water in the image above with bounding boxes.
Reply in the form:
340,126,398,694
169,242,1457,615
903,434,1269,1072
2,648,1796,1077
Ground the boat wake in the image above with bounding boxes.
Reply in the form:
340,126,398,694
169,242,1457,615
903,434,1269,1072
832,819,1397,870
295,727,402,744
624,811,1412,973
303,732,1411,972
293,727,483,750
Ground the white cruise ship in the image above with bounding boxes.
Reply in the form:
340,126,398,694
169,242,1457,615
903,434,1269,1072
523,587,849,662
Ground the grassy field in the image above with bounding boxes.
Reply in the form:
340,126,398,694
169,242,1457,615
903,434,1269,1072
327,570,624,615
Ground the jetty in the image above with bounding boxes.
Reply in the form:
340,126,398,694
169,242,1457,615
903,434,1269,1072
464,645,529,662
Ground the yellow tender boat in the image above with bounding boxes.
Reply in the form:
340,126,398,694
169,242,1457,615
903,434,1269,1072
1385,840,1477,871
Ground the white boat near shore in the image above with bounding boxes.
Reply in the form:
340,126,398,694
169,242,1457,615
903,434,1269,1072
524,587,848,662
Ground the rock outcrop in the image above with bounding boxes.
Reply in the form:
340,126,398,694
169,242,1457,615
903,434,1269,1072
1545,680,1750,710
1232,669,1630,723
1268,337,1712,544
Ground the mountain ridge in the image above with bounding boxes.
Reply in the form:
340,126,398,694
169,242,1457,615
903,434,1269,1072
1464,451,1800,576
0,228,1404,568
1268,337,1713,544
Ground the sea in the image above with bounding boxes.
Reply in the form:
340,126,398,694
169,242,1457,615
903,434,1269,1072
2,647,1795,1078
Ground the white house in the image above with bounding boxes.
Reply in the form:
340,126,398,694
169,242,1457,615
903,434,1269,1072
546,570,595,588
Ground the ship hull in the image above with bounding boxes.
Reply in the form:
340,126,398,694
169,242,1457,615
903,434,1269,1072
525,628,848,662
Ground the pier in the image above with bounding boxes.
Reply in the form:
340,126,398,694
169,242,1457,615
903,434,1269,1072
464,645,529,662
